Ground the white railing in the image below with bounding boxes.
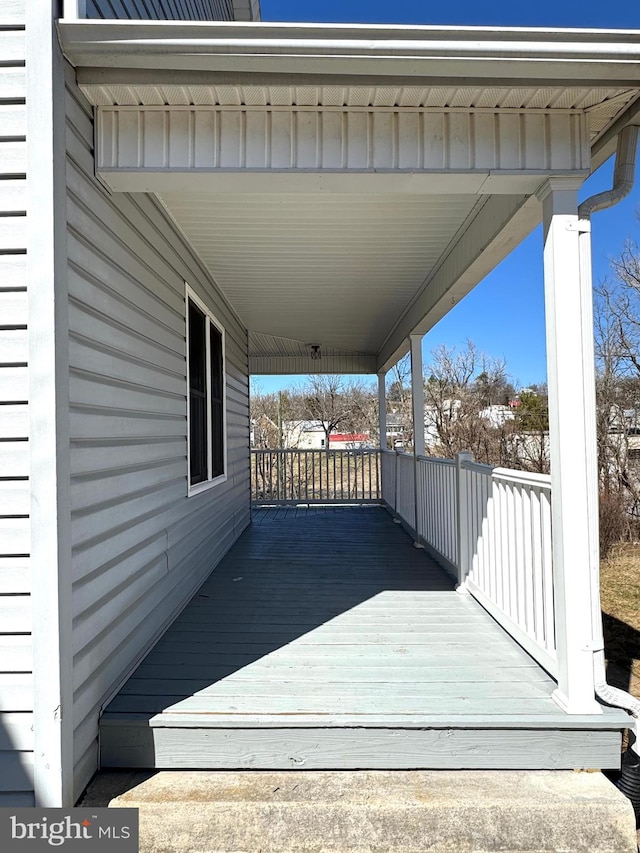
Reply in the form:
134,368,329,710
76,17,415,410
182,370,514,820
380,449,397,509
462,463,556,676
384,450,556,677
251,448,381,505
416,455,458,570
395,452,416,530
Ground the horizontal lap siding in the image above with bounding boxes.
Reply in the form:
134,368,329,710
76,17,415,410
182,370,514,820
0,0,33,808
84,0,234,21
64,64,250,800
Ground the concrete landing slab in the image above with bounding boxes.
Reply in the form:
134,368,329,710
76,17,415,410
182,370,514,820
81,769,637,853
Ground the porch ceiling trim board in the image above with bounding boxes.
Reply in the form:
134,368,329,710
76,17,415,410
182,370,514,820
249,357,377,375
94,105,589,183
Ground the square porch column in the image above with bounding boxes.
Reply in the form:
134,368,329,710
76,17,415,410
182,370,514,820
538,177,601,715
410,334,425,458
378,371,387,450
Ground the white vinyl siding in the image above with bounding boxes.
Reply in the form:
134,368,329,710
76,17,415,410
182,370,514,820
63,62,250,801
84,0,235,20
0,0,34,808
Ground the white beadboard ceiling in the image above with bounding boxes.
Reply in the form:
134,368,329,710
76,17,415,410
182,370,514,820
159,191,483,356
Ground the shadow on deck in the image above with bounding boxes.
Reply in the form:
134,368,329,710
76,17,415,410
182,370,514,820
100,506,627,771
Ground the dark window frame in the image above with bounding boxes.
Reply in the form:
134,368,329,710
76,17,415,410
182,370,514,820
186,285,227,494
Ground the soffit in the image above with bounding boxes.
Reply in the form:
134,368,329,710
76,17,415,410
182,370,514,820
80,82,637,143
158,191,483,355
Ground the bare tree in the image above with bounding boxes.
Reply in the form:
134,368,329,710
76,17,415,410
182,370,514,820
593,226,640,550
385,355,413,448
296,374,377,448
504,389,550,474
423,341,513,464
594,241,640,548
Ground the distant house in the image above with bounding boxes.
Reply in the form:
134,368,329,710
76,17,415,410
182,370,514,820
283,420,328,449
479,404,515,428
385,412,411,448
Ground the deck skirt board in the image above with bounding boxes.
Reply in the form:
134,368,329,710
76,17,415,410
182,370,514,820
100,507,626,770
100,726,621,771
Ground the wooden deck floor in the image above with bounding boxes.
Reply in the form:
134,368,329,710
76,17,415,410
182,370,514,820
101,506,627,770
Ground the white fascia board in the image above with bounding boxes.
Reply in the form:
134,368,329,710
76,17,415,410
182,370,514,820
57,21,640,86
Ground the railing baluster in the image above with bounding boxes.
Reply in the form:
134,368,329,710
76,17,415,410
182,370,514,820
332,451,336,501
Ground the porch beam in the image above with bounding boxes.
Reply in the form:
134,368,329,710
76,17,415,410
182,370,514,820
249,354,377,375
538,176,601,715
94,106,589,187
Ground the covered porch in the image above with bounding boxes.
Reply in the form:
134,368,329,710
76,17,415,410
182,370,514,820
101,505,626,769
55,19,640,778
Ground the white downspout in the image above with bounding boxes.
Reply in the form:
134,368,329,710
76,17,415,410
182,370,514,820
578,125,640,750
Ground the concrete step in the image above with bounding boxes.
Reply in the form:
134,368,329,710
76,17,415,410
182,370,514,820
82,769,637,853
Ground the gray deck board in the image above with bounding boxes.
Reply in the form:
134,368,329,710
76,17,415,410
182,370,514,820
101,507,628,770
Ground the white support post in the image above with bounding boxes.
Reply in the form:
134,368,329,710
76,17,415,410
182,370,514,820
455,451,473,590
378,372,387,451
538,177,601,715
410,334,425,458
410,335,425,535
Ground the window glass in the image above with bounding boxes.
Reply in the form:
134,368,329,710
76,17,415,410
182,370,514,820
188,300,207,485
210,323,224,478
187,291,226,490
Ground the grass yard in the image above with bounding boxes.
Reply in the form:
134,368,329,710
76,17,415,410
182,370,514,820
601,544,640,701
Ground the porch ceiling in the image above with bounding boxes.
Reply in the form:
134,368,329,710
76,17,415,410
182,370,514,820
158,190,482,360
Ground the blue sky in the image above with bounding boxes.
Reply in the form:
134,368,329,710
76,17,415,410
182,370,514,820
253,1,640,394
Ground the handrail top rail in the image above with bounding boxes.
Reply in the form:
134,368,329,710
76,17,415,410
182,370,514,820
460,458,551,487
417,454,455,466
462,459,494,474
492,466,552,488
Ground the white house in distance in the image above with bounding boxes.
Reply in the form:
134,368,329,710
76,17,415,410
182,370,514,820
282,420,328,449
3,0,640,814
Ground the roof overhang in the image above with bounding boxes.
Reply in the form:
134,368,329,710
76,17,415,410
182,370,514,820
58,20,640,82
57,21,640,374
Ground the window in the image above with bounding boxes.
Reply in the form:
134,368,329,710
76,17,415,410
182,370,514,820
186,286,226,493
